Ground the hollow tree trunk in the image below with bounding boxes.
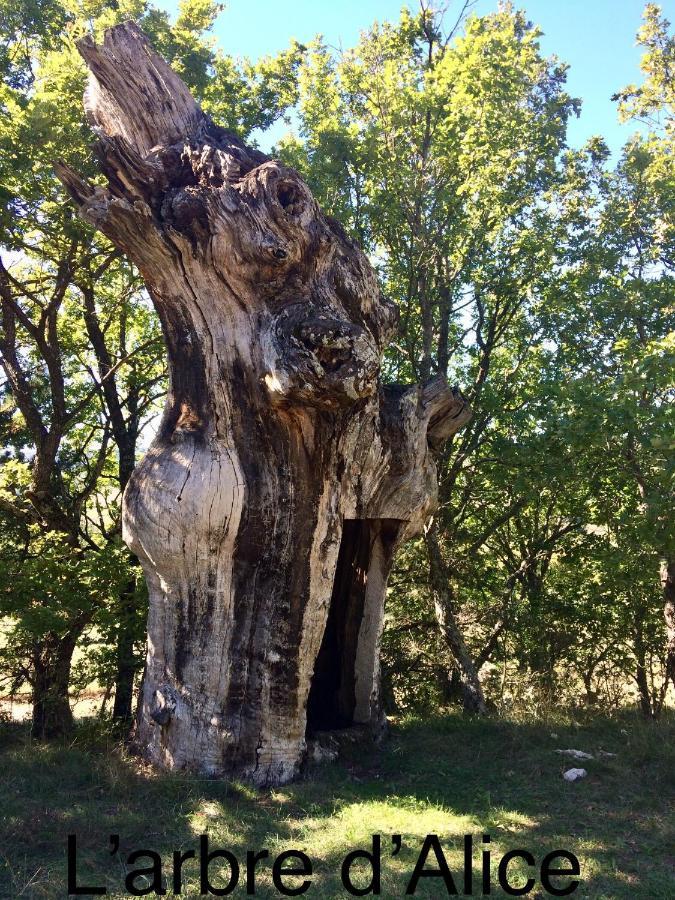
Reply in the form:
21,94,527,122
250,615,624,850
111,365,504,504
56,22,470,785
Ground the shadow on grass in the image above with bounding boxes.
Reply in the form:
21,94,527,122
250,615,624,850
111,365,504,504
0,710,673,898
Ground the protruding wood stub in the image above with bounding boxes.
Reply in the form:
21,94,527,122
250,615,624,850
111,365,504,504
79,21,205,155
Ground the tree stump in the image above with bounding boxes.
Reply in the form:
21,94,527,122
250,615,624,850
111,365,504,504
56,22,470,785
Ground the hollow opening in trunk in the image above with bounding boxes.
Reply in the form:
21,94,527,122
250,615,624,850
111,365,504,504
306,519,371,733
306,518,401,736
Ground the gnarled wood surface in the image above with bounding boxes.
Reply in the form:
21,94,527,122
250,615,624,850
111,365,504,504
56,21,471,785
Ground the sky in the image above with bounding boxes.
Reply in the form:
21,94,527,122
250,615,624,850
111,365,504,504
154,0,674,155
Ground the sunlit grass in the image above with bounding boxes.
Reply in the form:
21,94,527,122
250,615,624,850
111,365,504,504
1,709,673,898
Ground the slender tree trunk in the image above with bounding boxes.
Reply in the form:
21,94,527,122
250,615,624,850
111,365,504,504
111,571,140,721
662,558,675,695
437,666,464,706
99,680,113,719
425,525,487,715
380,663,399,715
582,670,597,706
633,611,654,719
109,429,141,724
111,436,144,722
635,660,653,719
56,22,470,784
82,283,143,723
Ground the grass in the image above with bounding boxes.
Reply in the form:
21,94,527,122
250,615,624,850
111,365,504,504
0,709,673,898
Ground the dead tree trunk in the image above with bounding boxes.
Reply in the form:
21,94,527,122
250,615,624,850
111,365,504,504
56,22,470,785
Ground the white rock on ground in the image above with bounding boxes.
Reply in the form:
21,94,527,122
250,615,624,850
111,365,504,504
556,748,594,760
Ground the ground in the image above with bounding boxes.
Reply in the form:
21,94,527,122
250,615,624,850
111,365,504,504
0,710,673,898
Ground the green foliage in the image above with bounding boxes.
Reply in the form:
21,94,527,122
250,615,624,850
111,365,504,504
0,523,129,691
1,0,673,726
281,3,674,714
614,3,674,135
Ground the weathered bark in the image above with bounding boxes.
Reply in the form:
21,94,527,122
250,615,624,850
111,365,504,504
56,22,470,784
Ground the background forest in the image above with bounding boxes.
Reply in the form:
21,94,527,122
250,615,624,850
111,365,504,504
0,0,673,739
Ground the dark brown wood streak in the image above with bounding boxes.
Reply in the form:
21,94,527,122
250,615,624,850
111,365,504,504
55,21,471,785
